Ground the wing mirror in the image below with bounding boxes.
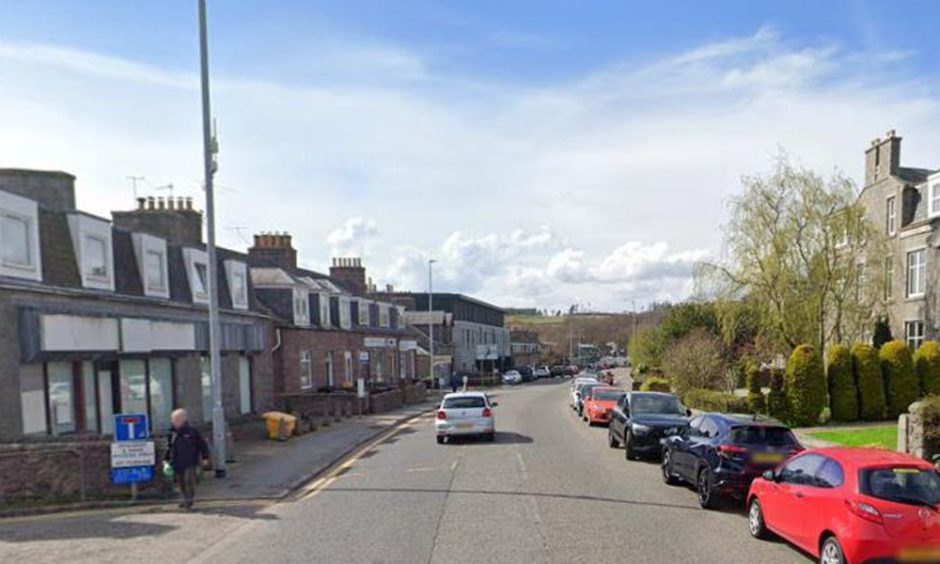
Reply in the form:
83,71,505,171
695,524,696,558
762,470,776,482
491,401,499,407
685,408,693,417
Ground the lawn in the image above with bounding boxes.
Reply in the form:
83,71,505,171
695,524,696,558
808,424,897,450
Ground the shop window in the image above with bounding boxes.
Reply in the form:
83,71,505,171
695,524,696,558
81,361,97,432
119,359,148,416
47,362,76,436
201,356,212,420
239,356,252,414
149,358,174,432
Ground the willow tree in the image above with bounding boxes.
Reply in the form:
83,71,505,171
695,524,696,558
700,156,885,353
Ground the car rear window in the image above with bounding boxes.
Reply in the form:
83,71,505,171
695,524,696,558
860,467,940,506
729,425,799,447
443,397,486,409
594,391,625,401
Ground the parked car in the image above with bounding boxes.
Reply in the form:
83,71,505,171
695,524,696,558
435,392,497,444
502,370,522,385
550,365,568,377
534,366,551,379
661,413,803,509
581,387,626,426
518,365,535,382
608,392,690,460
747,447,940,564
570,380,601,416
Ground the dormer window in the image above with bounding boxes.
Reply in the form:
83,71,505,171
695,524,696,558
1,213,32,267
930,182,940,218
0,190,40,281
193,263,208,294
379,304,390,327
224,260,249,310
132,233,168,298
182,248,210,304
83,235,108,279
358,300,370,326
293,287,310,326
319,293,331,328
145,251,166,290
68,212,114,291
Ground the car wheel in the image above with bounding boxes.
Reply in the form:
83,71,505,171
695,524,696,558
748,498,769,539
697,468,716,509
819,536,845,564
436,436,444,445
624,431,637,461
661,450,679,485
607,428,620,448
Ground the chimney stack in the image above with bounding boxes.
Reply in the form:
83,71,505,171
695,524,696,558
864,128,903,186
247,230,297,270
330,256,367,295
111,192,204,246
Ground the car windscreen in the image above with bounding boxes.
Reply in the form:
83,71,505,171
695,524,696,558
860,467,940,506
577,383,600,393
443,397,486,409
593,391,625,401
631,395,682,415
729,425,799,447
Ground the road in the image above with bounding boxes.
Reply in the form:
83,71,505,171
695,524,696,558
0,380,809,563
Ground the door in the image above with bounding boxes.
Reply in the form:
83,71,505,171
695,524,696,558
672,416,705,480
610,395,628,440
774,453,825,549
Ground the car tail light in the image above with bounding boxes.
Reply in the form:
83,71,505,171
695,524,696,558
845,499,883,524
437,410,447,420
481,407,492,418
719,444,748,459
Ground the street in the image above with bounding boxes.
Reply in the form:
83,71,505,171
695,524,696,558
0,380,809,563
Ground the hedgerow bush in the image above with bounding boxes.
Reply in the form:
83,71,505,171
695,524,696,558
880,340,918,419
745,364,765,414
767,368,788,421
852,343,886,421
921,396,940,458
914,341,940,396
785,344,827,426
639,376,671,393
827,344,857,422
683,389,748,413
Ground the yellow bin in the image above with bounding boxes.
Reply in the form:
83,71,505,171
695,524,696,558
262,411,296,441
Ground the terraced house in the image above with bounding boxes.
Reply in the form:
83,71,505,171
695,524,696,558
0,169,271,442
859,130,940,347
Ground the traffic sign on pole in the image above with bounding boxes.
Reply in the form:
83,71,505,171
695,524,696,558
113,413,150,442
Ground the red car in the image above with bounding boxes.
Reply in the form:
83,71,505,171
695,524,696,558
747,447,940,564
581,387,625,426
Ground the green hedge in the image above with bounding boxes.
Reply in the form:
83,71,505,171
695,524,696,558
914,341,940,396
745,364,765,414
921,396,940,458
639,376,671,393
852,343,886,421
767,368,788,421
827,344,857,422
785,344,827,426
880,340,918,419
683,389,749,413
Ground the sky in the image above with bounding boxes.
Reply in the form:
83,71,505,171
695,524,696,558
2,0,940,312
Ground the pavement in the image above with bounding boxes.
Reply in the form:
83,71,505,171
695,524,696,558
0,378,816,563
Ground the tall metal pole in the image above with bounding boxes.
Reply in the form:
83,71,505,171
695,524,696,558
198,0,226,478
428,259,436,389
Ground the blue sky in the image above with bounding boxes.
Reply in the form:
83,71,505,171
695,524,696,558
1,1,939,309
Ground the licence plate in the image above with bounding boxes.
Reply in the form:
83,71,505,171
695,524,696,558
899,547,940,562
751,452,784,464
456,423,474,431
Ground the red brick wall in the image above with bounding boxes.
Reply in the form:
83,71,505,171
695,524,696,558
277,329,364,393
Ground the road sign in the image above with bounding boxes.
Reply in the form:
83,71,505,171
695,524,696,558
111,441,155,468
113,413,149,441
111,466,154,485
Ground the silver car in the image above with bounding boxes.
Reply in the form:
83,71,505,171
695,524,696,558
435,392,496,443
569,377,598,410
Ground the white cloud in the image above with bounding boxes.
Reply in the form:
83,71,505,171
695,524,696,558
2,26,939,309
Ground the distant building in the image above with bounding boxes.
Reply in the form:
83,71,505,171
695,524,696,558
858,131,940,348
509,329,542,368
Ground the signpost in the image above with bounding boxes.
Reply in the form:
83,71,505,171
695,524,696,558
110,413,155,498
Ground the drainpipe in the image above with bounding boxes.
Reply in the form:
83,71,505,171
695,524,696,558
271,327,282,353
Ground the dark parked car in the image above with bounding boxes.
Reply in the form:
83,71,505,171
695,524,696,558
661,413,803,509
608,392,689,460
517,366,535,382
550,365,568,377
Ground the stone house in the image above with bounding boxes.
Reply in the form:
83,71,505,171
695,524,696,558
858,130,940,348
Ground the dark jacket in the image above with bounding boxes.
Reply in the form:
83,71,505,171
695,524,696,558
165,423,210,472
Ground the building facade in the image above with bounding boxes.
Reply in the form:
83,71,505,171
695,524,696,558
509,329,543,368
858,130,940,349
0,169,271,442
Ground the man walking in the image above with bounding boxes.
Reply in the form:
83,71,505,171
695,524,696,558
165,409,210,510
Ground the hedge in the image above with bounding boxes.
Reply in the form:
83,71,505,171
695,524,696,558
879,340,918,419
852,343,886,421
683,389,748,413
914,341,940,396
785,345,827,426
767,368,788,422
745,364,765,414
921,396,940,457
827,344,857,422
640,376,671,393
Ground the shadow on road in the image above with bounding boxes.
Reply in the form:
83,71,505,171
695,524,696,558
442,431,534,445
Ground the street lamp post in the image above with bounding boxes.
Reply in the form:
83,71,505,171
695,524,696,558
198,0,226,478
428,259,436,389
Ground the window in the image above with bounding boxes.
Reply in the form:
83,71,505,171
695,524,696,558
149,359,173,431
1,213,31,267
192,262,209,296
779,454,824,486
238,356,252,414
144,250,166,290
294,291,309,326
906,321,925,350
232,272,247,305
80,362,97,432
816,458,845,488
700,418,719,439
300,351,313,389
47,362,76,436
325,352,334,387
120,359,148,416
886,196,897,235
907,249,926,297
201,356,212,419
83,235,108,279
344,351,353,383
884,257,894,300
931,184,940,217
224,260,249,309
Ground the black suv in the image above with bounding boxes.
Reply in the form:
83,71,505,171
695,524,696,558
608,392,690,460
661,413,803,509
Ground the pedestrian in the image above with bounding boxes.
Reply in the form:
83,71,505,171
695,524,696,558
450,373,459,393
165,408,210,510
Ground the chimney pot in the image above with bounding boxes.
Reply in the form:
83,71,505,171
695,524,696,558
147,196,155,210
136,197,146,210
887,129,896,138
167,197,175,210
185,197,193,210
157,196,165,210
177,196,185,210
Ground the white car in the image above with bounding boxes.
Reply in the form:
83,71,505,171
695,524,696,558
435,392,496,443
569,377,599,410
534,366,551,379
502,370,522,385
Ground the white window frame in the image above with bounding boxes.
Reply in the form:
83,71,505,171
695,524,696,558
339,297,352,329
906,248,926,298
378,304,390,327
357,299,371,326
930,182,940,218
182,248,210,304
299,350,313,389
0,190,41,281
886,195,897,235
293,287,310,326
68,212,114,291
344,351,353,383
1,213,32,268
906,320,925,350
319,292,331,328
224,260,249,310
132,233,169,298
324,352,334,387
884,256,893,301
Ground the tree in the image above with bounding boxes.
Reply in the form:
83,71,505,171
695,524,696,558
629,326,668,370
785,344,827,426
915,341,940,396
767,368,788,421
827,344,857,422
745,364,766,414
852,343,886,421
880,340,918,418
700,155,886,353
661,328,728,395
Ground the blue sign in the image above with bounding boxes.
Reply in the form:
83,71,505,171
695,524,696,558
111,465,154,485
114,413,150,441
